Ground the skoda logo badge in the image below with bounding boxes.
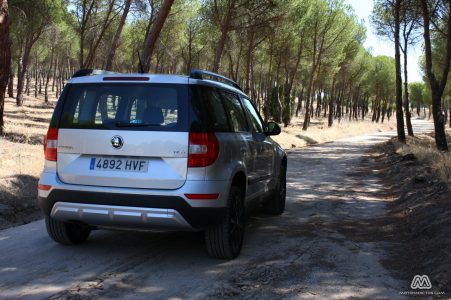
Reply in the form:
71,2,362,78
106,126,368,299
111,136,123,149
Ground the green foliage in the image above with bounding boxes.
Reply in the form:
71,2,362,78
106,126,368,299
9,0,65,47
409,81,427,106
8,0,438,129
370,55,396,103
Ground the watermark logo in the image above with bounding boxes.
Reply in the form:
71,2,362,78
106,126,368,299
410,275,432,290
399,274,444,296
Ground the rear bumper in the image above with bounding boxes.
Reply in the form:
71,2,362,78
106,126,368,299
38,189,226,229
38,172,229,230
50,202,194,230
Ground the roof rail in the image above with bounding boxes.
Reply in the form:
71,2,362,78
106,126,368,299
72,69,117,78
189,69,242,91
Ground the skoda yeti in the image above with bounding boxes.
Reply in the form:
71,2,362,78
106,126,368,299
38,69,287,259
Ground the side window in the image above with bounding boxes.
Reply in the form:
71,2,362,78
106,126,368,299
242,98,264,133
221,92,248,132
204,89,230,132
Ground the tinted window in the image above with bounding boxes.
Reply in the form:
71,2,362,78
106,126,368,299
243,98,264,133
222,92,248,132
208,90,230,132
59,84,187,131
198,88,230,132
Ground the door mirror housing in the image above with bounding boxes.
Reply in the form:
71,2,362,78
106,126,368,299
266,121,281,136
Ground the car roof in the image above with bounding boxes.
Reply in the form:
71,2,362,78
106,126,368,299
68,73,246,97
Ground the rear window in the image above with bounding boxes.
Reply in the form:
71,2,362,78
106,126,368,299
59,84,188,131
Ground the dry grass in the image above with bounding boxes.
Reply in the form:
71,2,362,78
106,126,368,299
1,95,56,180
390,131,451,182
0,92,57,228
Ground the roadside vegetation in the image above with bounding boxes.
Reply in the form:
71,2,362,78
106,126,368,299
391,132,451,181
371,132,451,294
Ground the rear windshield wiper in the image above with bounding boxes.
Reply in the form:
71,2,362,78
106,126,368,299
115,122,161,127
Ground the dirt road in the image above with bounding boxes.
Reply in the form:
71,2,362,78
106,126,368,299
0,120,433,299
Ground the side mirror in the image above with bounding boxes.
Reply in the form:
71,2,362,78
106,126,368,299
266,121,281,136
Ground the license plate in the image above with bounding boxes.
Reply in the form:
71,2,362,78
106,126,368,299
89,157,149,172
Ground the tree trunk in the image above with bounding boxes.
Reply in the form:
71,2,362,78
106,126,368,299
244,30,254,93
0,0,11,132
295,87,304,116
16,51,26,106
185,26,193,74
45,46,54,102
394,0,406,143
83,0,116,68
79,32,84,69
34,53,38,97
302,33,319,131
39,71,43,94
140,0,175,73
7,61,13,97
105,0,132,71
402,40,414,136
52,54,58,92
420,0,450,151
449,105,451,128
328,78,336,127
212,29,228,74
25,71,30,96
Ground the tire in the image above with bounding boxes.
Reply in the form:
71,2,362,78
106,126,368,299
205,186,245,259
262,164,286,215
45,216,91,245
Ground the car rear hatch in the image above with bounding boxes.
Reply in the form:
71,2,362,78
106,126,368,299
55,81,189,190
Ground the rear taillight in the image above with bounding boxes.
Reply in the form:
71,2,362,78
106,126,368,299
188,132,219,167
44,128,58,161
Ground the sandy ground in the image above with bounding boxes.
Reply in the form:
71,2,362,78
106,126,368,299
272,117,396,149
0,119,435,299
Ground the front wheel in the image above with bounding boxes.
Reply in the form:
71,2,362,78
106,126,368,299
45,217,91,245
262,164,286,215
205,186,245,259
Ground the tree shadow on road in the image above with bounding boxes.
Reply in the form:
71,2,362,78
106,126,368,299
0,135,412,299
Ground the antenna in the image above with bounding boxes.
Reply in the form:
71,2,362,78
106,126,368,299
137,50,145,74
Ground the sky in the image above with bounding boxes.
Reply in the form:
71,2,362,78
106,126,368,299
345,0,423,82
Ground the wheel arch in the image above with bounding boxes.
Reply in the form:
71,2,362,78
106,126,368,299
230,170,247,195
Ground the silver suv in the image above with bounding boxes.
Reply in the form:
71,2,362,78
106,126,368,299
38,69,287,259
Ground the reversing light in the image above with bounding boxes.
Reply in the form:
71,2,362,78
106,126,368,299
188,132,219,167
44,128,58,161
